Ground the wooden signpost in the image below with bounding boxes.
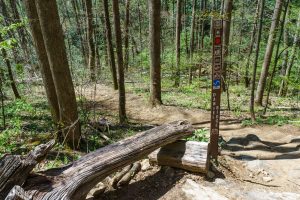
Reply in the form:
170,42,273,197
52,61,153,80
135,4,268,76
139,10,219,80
208,19,223,160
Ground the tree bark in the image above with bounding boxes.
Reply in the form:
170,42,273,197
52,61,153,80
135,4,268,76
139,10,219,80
112,0,127,124
255,0,283,105
0,43,21,99
35,0,81,148
189,0,197,84
0,140,55,199
85,0,96,81
250,0,265,121
103,0,118,90
24,0,60,123
149,0,162,106
174,0,182,87
244,0,259,88
279,8,289,85
124,0,130,71
3,121,193,200
9,0,31,65
71,0,87,66
222,0,233,91
263,0,289,114
278,12,300,96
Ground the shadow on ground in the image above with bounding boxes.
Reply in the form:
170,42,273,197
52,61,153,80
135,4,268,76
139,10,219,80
97,167,186,200
223,134,300,160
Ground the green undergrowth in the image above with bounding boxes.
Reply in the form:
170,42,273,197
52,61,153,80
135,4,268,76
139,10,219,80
242,115,300,126
187,128,209,142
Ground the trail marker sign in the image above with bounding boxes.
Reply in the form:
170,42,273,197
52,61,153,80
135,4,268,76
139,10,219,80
209,19,223,160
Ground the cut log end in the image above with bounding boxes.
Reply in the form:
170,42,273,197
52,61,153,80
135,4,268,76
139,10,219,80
149,140,208,173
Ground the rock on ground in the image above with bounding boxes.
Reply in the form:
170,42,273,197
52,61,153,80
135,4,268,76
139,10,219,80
181,179,229,200
245,190,300,200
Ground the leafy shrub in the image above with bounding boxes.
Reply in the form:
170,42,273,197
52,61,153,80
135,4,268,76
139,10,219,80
187,128,209,142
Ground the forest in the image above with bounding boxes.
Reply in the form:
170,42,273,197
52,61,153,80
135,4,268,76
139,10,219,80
0,0,300,199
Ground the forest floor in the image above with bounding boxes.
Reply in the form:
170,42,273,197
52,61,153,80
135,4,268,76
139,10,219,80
84,84,300,200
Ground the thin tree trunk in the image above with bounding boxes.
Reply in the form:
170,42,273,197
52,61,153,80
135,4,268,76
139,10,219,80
279,8,289,84
149,0,162,106
255,0,283,105
138,2,143,51
9,0,30,65
0,3,21,100
124,0,130,71
0,41,21,100
189,0,197,84
264,0,289,114
35,0,81,148
112,0,127,124
222,0,233,91
278,12,300,96
0,74,4,129
103,0,118,90
174,0,182,87
200,0,206,49
71,0,87,66
85,0,96,81
245,0,259,88
250,0,265,121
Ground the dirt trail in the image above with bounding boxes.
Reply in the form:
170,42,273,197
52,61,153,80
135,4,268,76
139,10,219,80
85,84,212,125
85,84,300,140
84,84,300,200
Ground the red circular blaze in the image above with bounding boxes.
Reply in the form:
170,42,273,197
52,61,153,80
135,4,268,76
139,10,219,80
215,37,221,45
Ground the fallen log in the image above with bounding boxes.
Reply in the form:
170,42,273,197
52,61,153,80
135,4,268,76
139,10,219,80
148,140,208,173
0,140,55,200
3,121,193,200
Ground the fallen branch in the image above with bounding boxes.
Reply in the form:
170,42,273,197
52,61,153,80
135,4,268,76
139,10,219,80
0,140,55,199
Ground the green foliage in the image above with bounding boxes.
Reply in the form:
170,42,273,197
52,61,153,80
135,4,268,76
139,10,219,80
0,129,18,156
242,115,291,126
187,128,209,142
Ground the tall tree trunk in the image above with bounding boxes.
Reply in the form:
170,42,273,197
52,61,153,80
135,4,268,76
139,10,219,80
103,0,118,90
0,37,21,100
183,0,189,57
124,0,130,71
9,0,30,65
189,0,197,84
244,0,259,88
250,0,265,121
279,7,289,84
71,0,87,66
199,0,206,50
0,0,22,66
255,0,283,105
263,0,289,114
35,0,81,148
278,12,300,96
112,0,127,124
149,0,162,106
85,0,96,81
222,0,233,91
24,0,59,123
174,0,182,87
138,2,143,51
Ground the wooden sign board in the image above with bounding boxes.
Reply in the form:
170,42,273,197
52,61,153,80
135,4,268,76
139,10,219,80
208,19,223,160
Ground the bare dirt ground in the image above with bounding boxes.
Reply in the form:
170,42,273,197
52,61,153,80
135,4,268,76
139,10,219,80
84,84,300,200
